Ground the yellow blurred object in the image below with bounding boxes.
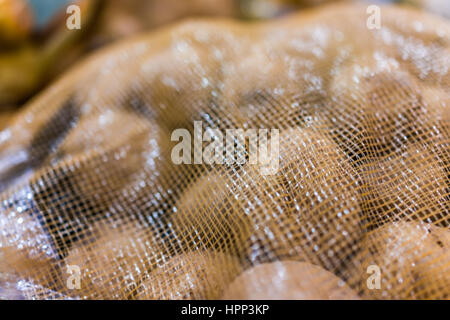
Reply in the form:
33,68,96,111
0,0,33,45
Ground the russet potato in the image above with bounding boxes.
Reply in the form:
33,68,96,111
65,222,167,299
355,221,450,299
170,128,363,276
134,250,242,300
222,260,359,300
358,144,449,227
246,129,362,272
329,54,426,159
168,168,282,258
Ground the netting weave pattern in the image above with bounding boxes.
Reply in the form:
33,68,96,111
0,4,449,299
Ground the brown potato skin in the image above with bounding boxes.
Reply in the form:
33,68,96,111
222,260,360,300
134,251,242,300
358,144,449,228
65,222,165,299
170,128,362,277
354,221,450,299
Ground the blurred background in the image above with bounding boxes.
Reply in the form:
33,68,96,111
0,0,448,130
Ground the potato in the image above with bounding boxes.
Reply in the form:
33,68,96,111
244,205,309,266
354,221,450,299
407,0,450,18
133,251,242,300
65,222,167,299
136,39,225,131
52,109,168,197
422,87,449,138
168,134,309,262
168,168,283,258
358,144,449,227
222,260,359,300
29,111,177,253
247,129,362,272
170,128,362,275
167,167,304,266
0,247,63,294
329,55,426,159
220,49,288,129
220,45,327,130
30,104,196,257
145,0,237,28
72,32,225,132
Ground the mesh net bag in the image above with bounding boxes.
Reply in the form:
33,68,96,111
0,3,449,300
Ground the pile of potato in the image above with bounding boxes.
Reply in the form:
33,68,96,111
0,4,448,299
